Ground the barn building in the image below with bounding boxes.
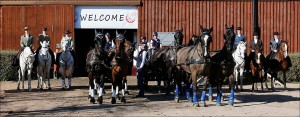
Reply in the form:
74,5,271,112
1,0,299,76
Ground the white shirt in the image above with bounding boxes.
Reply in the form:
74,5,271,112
134,50,147,70
275,38,279,43
254,38,258,44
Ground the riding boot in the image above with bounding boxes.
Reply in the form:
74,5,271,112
56,52,61,67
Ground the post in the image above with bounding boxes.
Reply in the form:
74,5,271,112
253,0,260,37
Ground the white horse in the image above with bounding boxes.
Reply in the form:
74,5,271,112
37,41,52,90
17,47,35,91
59,40,74,89
232,41,246,91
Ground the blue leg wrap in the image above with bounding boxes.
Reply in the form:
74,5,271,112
228,90,235,105
193,92,198,104
208,87,213,98
200,91,206,103
174,85,179,99
186,88,191,101
216,91,221,105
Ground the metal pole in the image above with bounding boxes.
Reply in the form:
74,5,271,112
253,0,260,37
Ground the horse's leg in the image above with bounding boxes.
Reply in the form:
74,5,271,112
228,74,235,106
28,69,32,92
239,67,244,91
191,72,199,107
17,69,21,90
174,67,181,102
272,72,276,91
67,65,74,89
121,75,127,103
200,76,208,107
208,84,213,102
124,76,129,95
60,67,66,89
47,66,51,90
21,68,25,91
216,76,222,106
283,72,287,90
111,70,117,104
259,71,263,91
234,67,239,91
97,74,104,104
251,70,255,91
89,74,95,104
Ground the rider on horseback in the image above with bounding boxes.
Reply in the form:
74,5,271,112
56,30,76,66
249,32,265,66
35,28,55,67
266,32,292,68
13,27,34,66
234,27,246,50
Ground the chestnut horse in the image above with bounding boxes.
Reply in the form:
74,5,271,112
250,48,266,91
110,33,133,104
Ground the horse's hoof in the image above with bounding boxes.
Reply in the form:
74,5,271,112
117,94,121,100
67,86,72,90
121,97,126,103
240,89,244,92
188,98,193,103
193,103,200,107
174,98,179,103
62,87,65,90
216,103,221,106
88,95,91,100
200,102,206,107
40,88,43,91
111,97,116,104
28,89,32,92
125,91,130,95
90,97,95,104
48,87,52,90
98,96,103,104
208,97,213,102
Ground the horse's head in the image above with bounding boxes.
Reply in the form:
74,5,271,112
94,31,105,55
61,40,70,52
279,41,288,58
23,47,35,68
40,41,50,55
174,29,183,46
236,41,246,58
199,26,213,57
224,24,235,52
114,33,126,57
188,34,200,46
124,40,136,62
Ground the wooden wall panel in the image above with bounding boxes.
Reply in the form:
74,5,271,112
0,5,74,51
138,0,300,54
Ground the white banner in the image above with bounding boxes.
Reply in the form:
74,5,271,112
74,6,138,29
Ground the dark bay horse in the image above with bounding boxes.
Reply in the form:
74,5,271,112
144,29,184,94
265,41,291,91
86,31,109,104
207,25,236,106
175,26,213,107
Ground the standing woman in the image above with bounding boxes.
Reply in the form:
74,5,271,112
134,43,147,97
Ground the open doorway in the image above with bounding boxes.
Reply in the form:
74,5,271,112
74,29,137,77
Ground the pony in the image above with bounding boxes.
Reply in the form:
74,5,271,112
175,26,213,107
36,41,52,90
265,41,291,91
86,31,108,104
17,47,35,91
250,48,266,91
59,39,74,89
232,41,246,91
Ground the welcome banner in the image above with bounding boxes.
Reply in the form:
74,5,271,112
75,6,138,29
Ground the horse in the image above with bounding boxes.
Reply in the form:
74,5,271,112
250,48,266,91
175,26,213,107
59,39,74,89
122,40,136,94
17,47,35,91
265,41,291,91
207,24,236,106
86,31,109,104
109,33,130,104
36,41,52,90
232,41,246,91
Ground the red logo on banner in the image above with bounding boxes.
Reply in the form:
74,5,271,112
125,12,137,23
